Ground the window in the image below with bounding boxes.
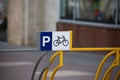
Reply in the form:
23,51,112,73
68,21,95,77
75,0,115,24
60,0,120,26
60,0,74,20
118,0,120,24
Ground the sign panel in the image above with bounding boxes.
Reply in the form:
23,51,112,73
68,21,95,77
40,31,71,51
40,32,52,51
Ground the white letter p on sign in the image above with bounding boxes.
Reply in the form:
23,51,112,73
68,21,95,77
43,36,50,47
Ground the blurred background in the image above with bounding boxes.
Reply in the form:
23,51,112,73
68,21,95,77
0,0,119,49
0,0,119,80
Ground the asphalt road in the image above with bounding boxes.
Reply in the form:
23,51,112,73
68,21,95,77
0,51,119,80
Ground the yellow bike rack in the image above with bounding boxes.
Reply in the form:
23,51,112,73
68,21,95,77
41,31,120,80
42,51,63,80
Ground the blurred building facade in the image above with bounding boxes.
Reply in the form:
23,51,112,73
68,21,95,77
1,0,120,47
57,0,120,47
6,0,59,46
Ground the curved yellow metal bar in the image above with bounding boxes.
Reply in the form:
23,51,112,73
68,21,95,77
49,64,61,80
95,50,116,80
42,68,49,80
114,71,120,80
97,49,119,80
105,60,116,80
103,63,118,80
105,70,112,80
42,51,62,80
49,51,63,80
50,51,60,64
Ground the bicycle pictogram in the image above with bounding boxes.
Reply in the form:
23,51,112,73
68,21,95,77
53,35,69,46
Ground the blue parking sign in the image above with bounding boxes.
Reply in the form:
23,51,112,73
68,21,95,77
40,31,71,51
40,32,52,51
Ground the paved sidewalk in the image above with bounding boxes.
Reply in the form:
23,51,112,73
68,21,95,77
0,41,37,51
0,51,118,80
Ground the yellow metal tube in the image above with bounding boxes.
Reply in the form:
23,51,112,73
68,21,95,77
50,51,60,64
114,71,120,80
105,70,112,80
103,60,118,80
42,51,62,80
70,31,73,50
70,48,119,51
102,64,118,80
116,49,120,65
42,68,49,80
60,51,63,66
49,64,61,80
95,50,116,80
105,59,116,80
49,51,63,80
